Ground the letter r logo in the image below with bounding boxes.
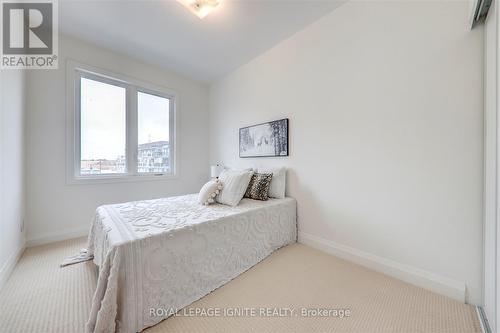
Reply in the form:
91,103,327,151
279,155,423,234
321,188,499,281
2,2,53,54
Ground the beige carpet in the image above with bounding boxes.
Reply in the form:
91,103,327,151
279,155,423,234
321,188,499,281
0,238,481,333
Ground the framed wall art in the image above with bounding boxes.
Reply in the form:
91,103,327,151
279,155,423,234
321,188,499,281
239,118,289,158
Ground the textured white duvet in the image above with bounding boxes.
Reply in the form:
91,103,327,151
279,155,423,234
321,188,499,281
85,194,297,333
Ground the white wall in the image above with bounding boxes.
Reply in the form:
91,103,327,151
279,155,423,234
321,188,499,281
25,35,209,245
0,69,26,289
484,0,498,329
210,1,484,304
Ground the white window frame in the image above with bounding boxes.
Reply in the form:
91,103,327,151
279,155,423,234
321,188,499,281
66,60,178,184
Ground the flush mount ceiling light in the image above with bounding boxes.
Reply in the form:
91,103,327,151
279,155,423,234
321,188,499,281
177,0,221,19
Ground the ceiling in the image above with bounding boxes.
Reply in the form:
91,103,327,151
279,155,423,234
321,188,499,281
59,0,345,83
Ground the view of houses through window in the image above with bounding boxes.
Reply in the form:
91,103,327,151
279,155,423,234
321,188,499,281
80,141,171,175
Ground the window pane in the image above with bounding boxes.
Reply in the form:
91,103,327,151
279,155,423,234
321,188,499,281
137,92,170,173
80,77,126,175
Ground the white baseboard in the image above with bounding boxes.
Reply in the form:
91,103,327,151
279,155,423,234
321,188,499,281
298,232,466,303
0,243,25,291
26,226,88,247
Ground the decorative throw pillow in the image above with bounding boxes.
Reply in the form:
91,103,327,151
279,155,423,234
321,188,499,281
216,169,254,206
244,173,273,201
258,167,286,199
198,179,223,205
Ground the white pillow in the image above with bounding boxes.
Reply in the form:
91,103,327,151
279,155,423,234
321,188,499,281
258,167,286,199
216,169,254,206
198,179,223,205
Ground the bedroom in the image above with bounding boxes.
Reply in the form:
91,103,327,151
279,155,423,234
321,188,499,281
0,0,497,332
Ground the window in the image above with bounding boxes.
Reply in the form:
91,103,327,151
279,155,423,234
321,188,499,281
68,63,176,183
137,92,171,174
80,77,126,175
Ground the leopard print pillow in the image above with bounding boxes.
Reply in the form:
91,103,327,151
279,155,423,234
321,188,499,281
244,173,273,201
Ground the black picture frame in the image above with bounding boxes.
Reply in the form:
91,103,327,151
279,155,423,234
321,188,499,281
239,118,289,158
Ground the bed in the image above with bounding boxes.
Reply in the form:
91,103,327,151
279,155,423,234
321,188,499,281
85,193,297,333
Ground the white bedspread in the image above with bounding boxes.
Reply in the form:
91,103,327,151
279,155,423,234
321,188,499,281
85,194,297,333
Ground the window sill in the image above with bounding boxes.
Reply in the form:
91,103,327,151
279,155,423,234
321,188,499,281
66,173,178,185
